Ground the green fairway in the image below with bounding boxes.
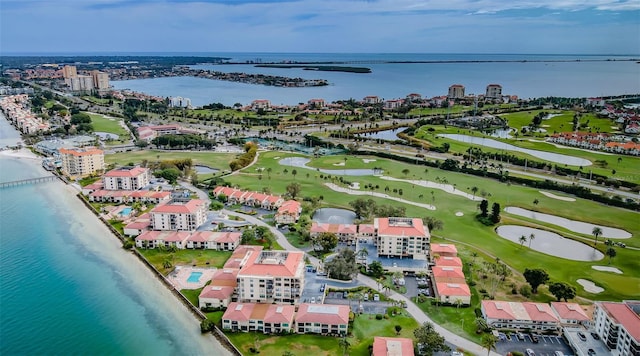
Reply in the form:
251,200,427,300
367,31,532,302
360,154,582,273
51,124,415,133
86,112,131,145
500,110,619,135
224,151,639,301
105,149,237,171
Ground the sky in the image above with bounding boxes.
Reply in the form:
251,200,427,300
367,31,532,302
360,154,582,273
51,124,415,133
1,0,639,54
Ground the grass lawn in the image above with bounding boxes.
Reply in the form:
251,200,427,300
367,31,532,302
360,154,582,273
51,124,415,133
86,112,130,144
104,150,237,171
137,249,232,275
285,231,311,248
224,151,640,300
181,288,203,307
349,313,419,355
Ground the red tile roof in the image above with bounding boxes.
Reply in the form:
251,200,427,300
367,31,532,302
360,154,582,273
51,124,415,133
434,256,463,267
238,250,304,278
152,199,205,214
199,285,235,300
263,304,296,324
375,217,428,237
104,167,148,177
372,337,415,356
522,302,559,323
550,302,590,322
59,147,103,156
430,243,457,256
431,266,465,280
295,303,349,325
222,302,255,322
435,282,470,297
599,302,640,342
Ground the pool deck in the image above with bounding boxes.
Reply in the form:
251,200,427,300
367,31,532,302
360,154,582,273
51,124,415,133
168,266,217,290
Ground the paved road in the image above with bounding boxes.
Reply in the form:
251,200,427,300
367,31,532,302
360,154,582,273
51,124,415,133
181,162,497,355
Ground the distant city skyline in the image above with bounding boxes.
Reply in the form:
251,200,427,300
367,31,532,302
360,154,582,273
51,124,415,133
1,0,639,55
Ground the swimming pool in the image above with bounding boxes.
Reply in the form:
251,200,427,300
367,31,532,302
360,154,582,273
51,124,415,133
119,207,132,216
187,271,203,283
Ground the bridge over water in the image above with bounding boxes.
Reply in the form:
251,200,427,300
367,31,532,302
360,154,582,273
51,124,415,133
0,175,57,189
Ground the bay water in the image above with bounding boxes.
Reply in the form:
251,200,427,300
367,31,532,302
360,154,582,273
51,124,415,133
0,116,229,355
111,53,640,106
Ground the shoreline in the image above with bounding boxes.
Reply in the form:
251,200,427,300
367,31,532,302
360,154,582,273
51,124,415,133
0,116,232,355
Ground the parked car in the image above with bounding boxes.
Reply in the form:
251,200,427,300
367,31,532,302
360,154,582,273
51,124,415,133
587,348,596,356
311,297,316,304
373,294,380,301
578,332,587,341
517,332,525,340
554,352,564,356
591,332,600,340
531,334,539,343
525,348,535,356
343,291,348,298
364,293,369,301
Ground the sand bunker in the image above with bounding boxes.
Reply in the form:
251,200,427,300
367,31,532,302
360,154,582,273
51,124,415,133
273,156,280,159
539,191,576,202
362,159,377,163
333,162,345,166
577,279,604,293
350,182,360,190
380,176,482,201
455,212,464,217
591,266,623,274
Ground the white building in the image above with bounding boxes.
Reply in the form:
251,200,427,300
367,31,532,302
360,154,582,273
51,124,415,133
103,167,150,190
374,217,430,259
58,147,105,179
485,84,503,99
149,199,207,231
236,250,305,304
593,301,640,356
169,96,191,108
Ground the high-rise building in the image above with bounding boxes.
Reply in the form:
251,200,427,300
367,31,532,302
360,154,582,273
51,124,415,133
62,65,77,79
68,75,94,92
485,84,503,99
593,301,640,356
91,70,110,91
58,147,105,179
374,217,430,258
150,199,207,231
236,250,305,304
448,84,465,99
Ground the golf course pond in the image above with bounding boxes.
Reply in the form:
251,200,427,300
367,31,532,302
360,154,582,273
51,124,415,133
357,128,407,141
496,225,604,261
279,157,382,176
312,208,357,224
438,134,592,166
504,207,632,239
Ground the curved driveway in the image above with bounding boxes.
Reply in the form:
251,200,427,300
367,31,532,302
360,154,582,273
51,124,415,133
181,180,497,355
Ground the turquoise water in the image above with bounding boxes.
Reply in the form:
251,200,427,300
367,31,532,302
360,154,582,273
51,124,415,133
119,207,133,216
0,118,228,355
187,271,203,283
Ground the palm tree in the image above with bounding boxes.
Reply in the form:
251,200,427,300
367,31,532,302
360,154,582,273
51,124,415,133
519,235,527,247
528,233,536,248
338,336,350,356
592,227,603,248
471,186,478,198
266,167,272,179
481,334,498,356
606,247,617,265
292,169,297,180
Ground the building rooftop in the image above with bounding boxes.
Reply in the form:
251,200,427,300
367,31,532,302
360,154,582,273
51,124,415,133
372,337,415,356
295,303,349,325
375,217,428,237
599,301,640,342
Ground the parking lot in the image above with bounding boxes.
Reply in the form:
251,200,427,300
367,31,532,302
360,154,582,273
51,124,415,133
404,275,432,298
299,268,326,304
495,333,574,356
324,291,391,314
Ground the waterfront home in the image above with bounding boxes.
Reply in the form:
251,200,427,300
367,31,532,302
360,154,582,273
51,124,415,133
448,84,465,99
363,96,382,105
103,167,150,190
481,300,560,331
198,269,239,309
0,95,50,134
309,222,358,243
137,124,204,142
295,303,350,336
124,213,151,236
374,217,430,259
550,302,590,327
222,302,295,334
251,99,271,111
150,199,207,231
485,84,503,99
274,200,302,225
236,250,305,304
135,230,191,249
135,230,239,250
372,337,415,356
88,189,171,204
223,245,263,269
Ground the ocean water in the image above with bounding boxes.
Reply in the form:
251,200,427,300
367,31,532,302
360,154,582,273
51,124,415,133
111,53,640,106
0,118,229,355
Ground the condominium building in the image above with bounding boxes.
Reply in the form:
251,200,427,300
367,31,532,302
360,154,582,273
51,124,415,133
91,70,110,91
448,84,465,99
103,167,150,190
485,84,503,99
68,75,94,92
62,65,77,79
236,250,305,304
222,302,296,334
550,302,590,327
374,217,430,258
149,199,207,231
481,300,560,331
58,147,105,179
593,301,640,356
295,303,350,335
